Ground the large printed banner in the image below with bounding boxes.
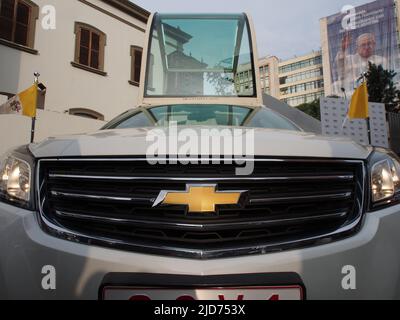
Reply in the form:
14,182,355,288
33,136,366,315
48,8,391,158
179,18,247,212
327,0,400,95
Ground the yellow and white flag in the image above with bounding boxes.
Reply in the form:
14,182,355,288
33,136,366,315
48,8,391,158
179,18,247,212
348,82,369,120
0,84,38,118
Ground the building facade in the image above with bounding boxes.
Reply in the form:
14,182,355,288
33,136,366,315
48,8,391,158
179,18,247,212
277,51,325,106
0,0,149,121
259,55,280,98
250,51,325,107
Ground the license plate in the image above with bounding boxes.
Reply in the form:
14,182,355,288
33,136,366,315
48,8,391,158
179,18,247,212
102,286,304,300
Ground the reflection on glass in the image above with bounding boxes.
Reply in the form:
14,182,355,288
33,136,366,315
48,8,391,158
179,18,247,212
106,105,300,132
149,105,252,126
145,14,255,97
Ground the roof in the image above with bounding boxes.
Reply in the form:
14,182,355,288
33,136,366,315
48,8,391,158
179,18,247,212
99,0,150,23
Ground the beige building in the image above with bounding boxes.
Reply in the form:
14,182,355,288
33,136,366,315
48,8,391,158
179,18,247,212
0,0,149,121
277,51,325,107
259,55,280,98
320,16,335,98
240,51,325,107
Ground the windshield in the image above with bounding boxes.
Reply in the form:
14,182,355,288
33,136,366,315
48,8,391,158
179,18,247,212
103,105,300,131
145,14,256,97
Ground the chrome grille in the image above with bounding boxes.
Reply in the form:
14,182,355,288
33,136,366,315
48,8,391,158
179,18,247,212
37,158,365,259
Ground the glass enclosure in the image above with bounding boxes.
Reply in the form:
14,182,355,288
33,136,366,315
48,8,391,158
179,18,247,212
145,14,256,97
149,105,252,126
103,105,300,132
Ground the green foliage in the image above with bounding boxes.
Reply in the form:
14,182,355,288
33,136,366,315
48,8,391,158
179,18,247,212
366,62,400,113
296,99,321,121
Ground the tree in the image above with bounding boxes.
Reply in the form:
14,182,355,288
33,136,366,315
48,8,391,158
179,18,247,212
365,62,400,113
296,99,321,121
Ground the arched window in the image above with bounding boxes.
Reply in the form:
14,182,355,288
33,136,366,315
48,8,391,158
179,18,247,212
69,108,105,121
73,22,106,74
0,0,39,48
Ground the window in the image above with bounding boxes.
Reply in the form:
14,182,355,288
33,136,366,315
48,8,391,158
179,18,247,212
69,108,104,121
279,68,323,85
130,46,143,86
279,56,322,74
73,22,106,74
282,92,324,107
280,80,324,95
0,0,38,48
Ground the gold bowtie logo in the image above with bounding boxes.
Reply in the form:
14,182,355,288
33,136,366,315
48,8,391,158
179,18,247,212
153,184,245,213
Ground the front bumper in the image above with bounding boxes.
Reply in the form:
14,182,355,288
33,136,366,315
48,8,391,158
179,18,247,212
1,201,400,300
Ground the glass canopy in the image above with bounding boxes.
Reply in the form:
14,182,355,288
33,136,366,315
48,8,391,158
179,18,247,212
144,14,256,98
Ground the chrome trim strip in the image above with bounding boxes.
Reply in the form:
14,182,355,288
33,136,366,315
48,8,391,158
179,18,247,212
55,209,348,231
42,158,287,162
36,157,366,260
50,190,152,203
48,173,354,182
38,158,363,163
250,192,352,205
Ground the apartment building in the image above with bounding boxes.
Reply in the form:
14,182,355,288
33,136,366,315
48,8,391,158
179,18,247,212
259,55,280,98
278,51,325,107
241,51,325,107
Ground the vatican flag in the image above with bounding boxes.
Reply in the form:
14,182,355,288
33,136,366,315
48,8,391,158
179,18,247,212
0,84,38,118
348,82,369,120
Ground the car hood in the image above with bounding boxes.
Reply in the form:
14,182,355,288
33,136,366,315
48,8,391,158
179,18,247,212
29,127,372,160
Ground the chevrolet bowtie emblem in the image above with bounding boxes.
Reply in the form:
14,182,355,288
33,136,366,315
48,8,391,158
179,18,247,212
153,184,246,213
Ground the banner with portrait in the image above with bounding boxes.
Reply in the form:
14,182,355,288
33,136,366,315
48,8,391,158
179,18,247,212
327,0,400,95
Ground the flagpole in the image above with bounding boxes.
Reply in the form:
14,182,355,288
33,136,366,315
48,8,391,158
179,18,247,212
361,72,372,146
341,88,348,132
30,72,39,143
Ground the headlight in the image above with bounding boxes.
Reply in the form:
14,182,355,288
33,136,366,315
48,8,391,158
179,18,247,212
0,145,35,208
370,149,400,207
